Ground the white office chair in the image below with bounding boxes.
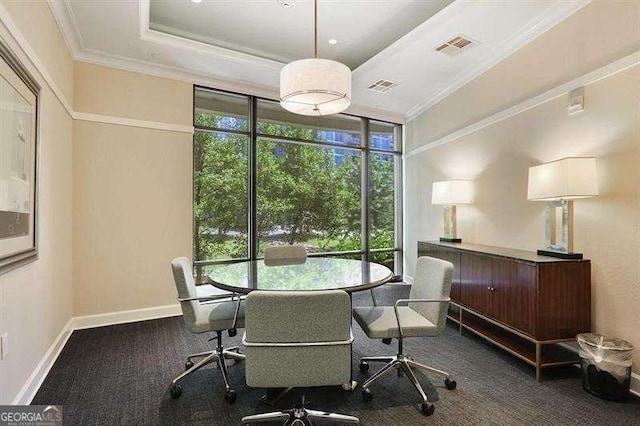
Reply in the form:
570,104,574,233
353,256,456,416
263,244,307,266
241,290,359,425
170,257,246,403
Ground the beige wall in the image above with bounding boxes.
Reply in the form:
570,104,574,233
0,1,73,404
72,63,193,316
74,62,192,125
405,1,640,373
407,0,640,151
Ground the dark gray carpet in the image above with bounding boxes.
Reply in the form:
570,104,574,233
33,286,640,425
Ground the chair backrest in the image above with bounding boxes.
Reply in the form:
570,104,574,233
171,257,200,332
244,290,352,388
263,244,307,266
409,256,454,334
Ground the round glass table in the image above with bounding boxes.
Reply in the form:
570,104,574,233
205,258,393,294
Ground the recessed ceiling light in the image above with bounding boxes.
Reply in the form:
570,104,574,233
328,39,338,45
278,0,295,9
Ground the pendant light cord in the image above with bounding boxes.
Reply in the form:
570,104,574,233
313,0,318,58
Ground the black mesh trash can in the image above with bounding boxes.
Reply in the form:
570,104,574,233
577,333,634,402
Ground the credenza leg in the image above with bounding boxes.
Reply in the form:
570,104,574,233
459,307,463,335
535,343,542,382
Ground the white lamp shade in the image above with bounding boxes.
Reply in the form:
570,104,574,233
280,58,351,116
527,157,599,201
431,180,472,205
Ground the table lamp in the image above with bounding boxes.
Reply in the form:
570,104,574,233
527,157,598,259
431,180,472,243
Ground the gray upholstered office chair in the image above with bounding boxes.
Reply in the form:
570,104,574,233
353,256,456,416
170,257,246,403
263,244,307,266
241,290,359,425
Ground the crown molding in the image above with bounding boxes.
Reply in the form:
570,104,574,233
345,104,406,125
49,0,587,126
0,2,74,117
138,0,284,71
47,0,84,56
5,0,402,134
404,0,592,121
405,49,640,158
76,45,281,100
48,0,404,124
2,2,198,133
146,22,291,67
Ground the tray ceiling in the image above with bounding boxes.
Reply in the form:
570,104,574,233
48,0,591,122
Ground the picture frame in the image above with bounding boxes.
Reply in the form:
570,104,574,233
0,39,40,274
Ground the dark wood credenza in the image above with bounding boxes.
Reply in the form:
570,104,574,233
418,241,591,381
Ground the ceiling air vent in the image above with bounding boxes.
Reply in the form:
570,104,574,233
367,79,397,93
435,35,476,57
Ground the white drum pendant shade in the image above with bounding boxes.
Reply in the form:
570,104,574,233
280,58,351,116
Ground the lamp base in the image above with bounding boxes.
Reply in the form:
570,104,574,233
440,237,462,243
537,249,583,260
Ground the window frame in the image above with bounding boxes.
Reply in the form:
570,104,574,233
193,85,403,277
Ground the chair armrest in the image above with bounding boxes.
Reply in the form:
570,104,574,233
242,330,354,348
178,293,243,329
177,293,242,304
393,298,451,339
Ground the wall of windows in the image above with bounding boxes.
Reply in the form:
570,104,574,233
193,86,402,278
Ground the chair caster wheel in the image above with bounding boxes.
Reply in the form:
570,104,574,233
185,360,194,370
445,378,457,390
228,328,237,337
341,382,352,391
421,402,435,416
225,390,237,404
361,388,373,402
170,384,182,399
359,361,369,373
382,338,392,345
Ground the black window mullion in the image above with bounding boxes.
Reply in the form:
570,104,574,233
361,118,370,263
249,96,258,261
394,125,403,277
193,85,403,275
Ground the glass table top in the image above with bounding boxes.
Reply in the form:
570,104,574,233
204,258,393,294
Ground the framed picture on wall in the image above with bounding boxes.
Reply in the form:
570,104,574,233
0,40,40,274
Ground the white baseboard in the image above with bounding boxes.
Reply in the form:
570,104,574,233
70,304,181,330
11,301,640,405
11,319,74,405
12,304,182,405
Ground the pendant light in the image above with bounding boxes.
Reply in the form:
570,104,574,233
279,0,351,116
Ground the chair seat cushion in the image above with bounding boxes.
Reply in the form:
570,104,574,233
191,300,245,333
353,306,438,339
196,284,234,300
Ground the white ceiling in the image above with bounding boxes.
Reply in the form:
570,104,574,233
48,0,591,123
149,0,453,70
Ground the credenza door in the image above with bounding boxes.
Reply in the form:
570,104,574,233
491,259,537,336
460,253,492,314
